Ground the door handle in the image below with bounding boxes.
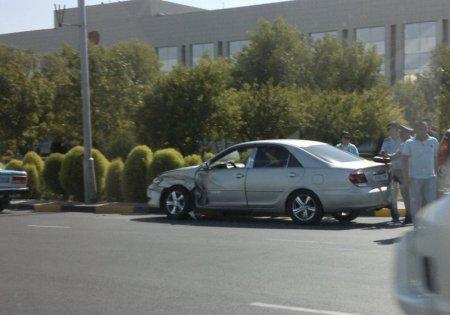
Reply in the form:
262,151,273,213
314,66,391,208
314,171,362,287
289,172,297,178
235,173,245,179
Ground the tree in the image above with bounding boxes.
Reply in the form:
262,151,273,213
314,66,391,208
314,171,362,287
0,45,52,153
311,37,383,92
137,58,239,154
431,44,450,132
233,18,312,87
40,41,160,155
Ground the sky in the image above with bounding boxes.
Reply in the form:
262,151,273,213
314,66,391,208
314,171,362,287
0,0,291,35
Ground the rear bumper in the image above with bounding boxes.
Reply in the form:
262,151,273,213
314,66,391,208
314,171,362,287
320,186,390,212
0,188,28,199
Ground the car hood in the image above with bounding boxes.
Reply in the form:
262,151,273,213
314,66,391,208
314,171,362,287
161,166,199,179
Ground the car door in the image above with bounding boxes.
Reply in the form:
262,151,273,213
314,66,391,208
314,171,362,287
245,145,304,210
197,146,255,209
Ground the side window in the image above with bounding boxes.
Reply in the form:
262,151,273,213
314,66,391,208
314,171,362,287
288,154,302,168
210,147,253,169
253,146,290,168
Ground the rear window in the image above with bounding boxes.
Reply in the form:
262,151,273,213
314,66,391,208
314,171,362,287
305,144,363,163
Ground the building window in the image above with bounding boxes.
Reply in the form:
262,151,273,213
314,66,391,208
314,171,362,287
404,22,436,75
310,31,338,41
356,26,386,74
192,43,214,66
158,46,178,72
229,40,250,57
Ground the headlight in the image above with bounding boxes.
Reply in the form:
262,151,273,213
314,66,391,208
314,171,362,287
152,177,163,185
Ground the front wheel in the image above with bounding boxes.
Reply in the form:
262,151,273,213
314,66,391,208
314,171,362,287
163,187,192,220
287,190,323,225
332,211,359,223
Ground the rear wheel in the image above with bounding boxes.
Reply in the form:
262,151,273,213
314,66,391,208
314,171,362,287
287,190,323,225
332,211,359,223
0,197,10,212
163,187,192,220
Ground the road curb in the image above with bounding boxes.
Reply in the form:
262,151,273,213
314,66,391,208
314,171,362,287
9,201,405,217
9,201,160,215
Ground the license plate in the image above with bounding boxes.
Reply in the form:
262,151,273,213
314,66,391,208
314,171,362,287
374,174,388,181
0,177,9,184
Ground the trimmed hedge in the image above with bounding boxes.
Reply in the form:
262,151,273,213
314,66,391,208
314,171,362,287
122,145,153,203
59,146,110,201
184,154,203,166
147,148,184,183
42,153,65,195
22,164,41,198
105,159,124,202
202,152,215,162
6,159,23,171
23,151,44,174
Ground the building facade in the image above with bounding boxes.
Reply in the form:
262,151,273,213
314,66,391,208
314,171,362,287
0,0,449,82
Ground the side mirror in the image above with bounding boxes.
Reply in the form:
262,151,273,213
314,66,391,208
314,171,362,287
200,162,210,171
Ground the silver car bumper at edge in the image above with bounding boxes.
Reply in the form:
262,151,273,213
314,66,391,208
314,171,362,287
320,186,390,212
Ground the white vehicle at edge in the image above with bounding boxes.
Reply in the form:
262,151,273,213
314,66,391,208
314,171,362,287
395,195,450,315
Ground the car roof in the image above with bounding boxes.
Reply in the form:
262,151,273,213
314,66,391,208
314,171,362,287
237,139,326,149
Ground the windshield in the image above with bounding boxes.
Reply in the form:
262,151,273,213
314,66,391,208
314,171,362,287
305,144,363,163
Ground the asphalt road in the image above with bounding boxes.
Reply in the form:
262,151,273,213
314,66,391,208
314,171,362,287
0,210,410,315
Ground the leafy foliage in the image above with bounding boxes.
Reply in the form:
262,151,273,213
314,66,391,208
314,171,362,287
23,151,44,174
105,158,124,202
42,153,65,195
22,164,41,199
184,154,203,166
5,159,23,171
137,58,238,154
122,145,153,203
59,146,109,201
147,148,185,183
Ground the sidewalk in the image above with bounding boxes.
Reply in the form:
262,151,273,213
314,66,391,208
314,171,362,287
8,200,406,217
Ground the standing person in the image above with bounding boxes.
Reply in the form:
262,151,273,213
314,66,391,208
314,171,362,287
423,118,440,140
399,125,413,223
380,122,403,224
402,121,440,223
336,131,359,156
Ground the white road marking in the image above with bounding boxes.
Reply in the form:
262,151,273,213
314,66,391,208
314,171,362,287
250,302,359,315
266,238,336,245
27,225,71,229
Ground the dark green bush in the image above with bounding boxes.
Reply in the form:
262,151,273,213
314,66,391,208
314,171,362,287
23,151,44,174
42,153,65,195
184,154,203,166
59,146,110,201
202,152,215,162
122,145,153,203
6,159,23,171
22,164,41,199
105,159,124,202
147,148,184,183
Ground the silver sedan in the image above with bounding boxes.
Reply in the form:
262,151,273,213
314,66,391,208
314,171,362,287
147,140,390,225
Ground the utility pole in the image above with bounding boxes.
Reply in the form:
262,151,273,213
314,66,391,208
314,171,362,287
79,0,97,203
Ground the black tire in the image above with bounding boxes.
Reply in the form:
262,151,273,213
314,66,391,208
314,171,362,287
332,211,359,223
162,187,192,220
0,197,10,212
287,190,323,225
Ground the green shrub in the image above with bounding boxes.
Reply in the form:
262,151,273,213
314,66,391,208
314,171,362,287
105,159,124,202
184,154,203,166
122,145,153,203
59,146,110,201
23,151,44,174
202,152,215,162
5,159,23,171
22,164,41,199
147,148,184,183
0,162,4,169
42,153,65,195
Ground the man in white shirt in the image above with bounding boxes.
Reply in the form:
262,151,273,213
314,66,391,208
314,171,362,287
402,121,440,223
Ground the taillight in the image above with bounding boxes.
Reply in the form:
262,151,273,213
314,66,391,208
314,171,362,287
349,170,368,186
12,176,27,185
